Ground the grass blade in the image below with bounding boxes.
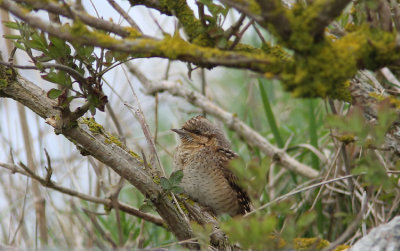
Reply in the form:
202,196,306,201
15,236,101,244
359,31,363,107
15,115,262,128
258,79,284,148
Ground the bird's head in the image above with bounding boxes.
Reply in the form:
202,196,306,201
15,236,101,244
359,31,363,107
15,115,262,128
172,116,231,148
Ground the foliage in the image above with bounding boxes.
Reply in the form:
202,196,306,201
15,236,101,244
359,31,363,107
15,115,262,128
160,170,184,194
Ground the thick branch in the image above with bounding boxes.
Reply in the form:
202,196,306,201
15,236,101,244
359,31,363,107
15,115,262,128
128,64,319,179
221,0,351,48
129,0,173,16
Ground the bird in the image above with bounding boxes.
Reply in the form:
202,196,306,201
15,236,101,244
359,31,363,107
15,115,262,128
172,115,252,216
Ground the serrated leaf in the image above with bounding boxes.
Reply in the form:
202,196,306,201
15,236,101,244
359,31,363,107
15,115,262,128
169,170,184,185
160,177,171,190
47,89,62,99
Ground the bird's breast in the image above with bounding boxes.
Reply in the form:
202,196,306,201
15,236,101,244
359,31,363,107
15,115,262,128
177,150,240,216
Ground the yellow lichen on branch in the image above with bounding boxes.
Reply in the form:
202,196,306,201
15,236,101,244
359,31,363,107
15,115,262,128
281,25,399,99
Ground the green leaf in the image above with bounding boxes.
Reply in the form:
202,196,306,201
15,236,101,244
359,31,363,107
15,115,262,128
42,70,71,86
74,43,94,58
49,36,71,58
47,89,62,99
308,98,319,169
3,21,20,30
258,79,284,148
169,170,184,186
28,32,48,52
83,46,94,57
105,50,113,64
221,215,277,250
3,34,21,40
170,186,184,194
13,42,25,50
198,0,228,18
297,211,316,229
139,203,154,213
112,51,128,61
160,177,171,190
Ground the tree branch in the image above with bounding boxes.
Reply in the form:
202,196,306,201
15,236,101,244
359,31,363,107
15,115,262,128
129,0,173,16
107,0,142,32
220,0,292,41
255,0,292,40
1,0,284,74
0,162,164,227
129,0,209,44
14,0,143,38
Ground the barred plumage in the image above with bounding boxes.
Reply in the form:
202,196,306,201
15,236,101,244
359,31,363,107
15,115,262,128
172,116,252,216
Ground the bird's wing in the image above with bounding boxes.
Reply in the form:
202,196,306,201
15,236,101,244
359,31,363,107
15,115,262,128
217,148,252,214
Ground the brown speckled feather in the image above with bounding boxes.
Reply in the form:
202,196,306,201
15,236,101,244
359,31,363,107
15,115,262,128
172,116,252,216
217,147,252,214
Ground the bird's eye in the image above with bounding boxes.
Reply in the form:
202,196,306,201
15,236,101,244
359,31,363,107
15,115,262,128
192,129,201,135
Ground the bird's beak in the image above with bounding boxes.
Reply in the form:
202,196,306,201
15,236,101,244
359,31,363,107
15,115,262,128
171,128,187,135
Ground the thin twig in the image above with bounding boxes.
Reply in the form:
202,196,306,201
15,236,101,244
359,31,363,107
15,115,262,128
197,1,207,27
310,144,342,210
83,208,117,248
252,23,266,44
71,201,106,249
225,13,246,40
124,93,164,176
154,93,159,144
121,67,188,222
0,162,165,226
0,61,87,85
322,191,368,251
229,20,253,50
108,177,125,247
200,68,207,117
14,0,138,38
107,0,142,32
246,174,364,216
